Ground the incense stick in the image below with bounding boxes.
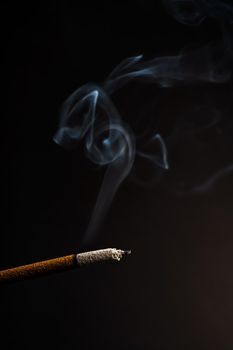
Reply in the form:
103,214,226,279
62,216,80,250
0,248,131,285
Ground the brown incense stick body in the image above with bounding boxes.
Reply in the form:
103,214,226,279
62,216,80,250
0,248,130,285
0,254,77,284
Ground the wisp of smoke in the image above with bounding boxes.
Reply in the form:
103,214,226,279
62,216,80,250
162,0,233,26
54,85,136,242
54,0,233,242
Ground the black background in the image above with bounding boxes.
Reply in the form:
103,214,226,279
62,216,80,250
2,1,233,349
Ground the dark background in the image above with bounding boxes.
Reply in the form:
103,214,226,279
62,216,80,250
1,1,233,349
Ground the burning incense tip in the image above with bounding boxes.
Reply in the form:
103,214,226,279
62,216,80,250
123,250,131,255
76,248,130,265
0,248,131,285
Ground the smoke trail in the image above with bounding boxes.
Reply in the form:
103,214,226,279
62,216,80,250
162,0,233,26
137,134,169,170
54,84,136,241
105,44,232,92
159,0,233,192
190,164,233,193
54,0,233,242
54,84,133,165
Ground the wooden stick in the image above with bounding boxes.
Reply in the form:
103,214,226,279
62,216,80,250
0,248,131,285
